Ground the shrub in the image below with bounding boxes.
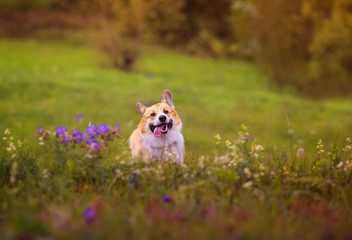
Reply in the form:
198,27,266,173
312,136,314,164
77,0,144,71
251,0,312,84
304,0,352,96
142,0,186,45
95,25,141,71
232,0,352,97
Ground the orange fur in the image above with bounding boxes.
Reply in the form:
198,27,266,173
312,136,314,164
129,90,185,163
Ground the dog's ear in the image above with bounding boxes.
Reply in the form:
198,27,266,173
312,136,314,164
161,90,174,108
136,103,146,116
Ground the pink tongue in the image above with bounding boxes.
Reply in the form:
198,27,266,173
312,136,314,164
154,126,162,137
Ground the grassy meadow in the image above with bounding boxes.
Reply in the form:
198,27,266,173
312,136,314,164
1,38,352,239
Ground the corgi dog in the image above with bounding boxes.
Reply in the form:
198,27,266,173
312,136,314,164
129,90,185,163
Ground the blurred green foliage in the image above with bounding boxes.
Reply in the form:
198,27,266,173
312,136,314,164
0,0,51,11
1,0,352,96
238,0,352,97
304,0,352,96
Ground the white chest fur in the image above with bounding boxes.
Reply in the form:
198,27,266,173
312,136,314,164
141,129,184,162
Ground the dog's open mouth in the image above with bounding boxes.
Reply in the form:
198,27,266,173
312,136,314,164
150,120,173,138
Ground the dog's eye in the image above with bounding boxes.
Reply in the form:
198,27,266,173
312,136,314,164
163,109,169,114
150,112,156,117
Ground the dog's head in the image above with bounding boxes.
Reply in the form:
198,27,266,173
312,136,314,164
136,90,182,137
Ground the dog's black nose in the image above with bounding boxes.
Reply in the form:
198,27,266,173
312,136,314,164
159,115,166,122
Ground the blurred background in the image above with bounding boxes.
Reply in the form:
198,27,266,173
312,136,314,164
1,0,352,98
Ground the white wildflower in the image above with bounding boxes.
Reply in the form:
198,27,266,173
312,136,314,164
244,167,251,177
215,134,221,144
214,154,230,164
215,134,221,141
42,169,50,179
242,181,253,189
198,155,205,169
336,161,343,169
255,144,264,151
115,169,124,178
9,142,16,151
225,140,232,149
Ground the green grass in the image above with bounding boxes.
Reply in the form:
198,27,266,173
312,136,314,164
0,39,352,239
1,39,352,153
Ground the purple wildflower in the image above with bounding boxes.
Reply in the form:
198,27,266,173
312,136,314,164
98,124,110,134
87,137,96,145
86,125,98,136
87,138,100,149
63,135,71,144
92,141,100,149
116,123,120,132
75,133,83,142
72,128,80,137
83,208,95,224
38,127,43,136
162,195,172,203
76,114,84,122
72,129,83,142
82,132,88,141
56,126,67,136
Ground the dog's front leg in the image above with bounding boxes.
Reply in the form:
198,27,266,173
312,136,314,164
174,142,185,163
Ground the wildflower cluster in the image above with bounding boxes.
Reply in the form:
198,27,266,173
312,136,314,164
162,144,180,162
336,160,352,174
238,124,252,144
2,128,22,159
214,139,244,168
342,137,352,153
250,142,265,159
213,124,263,169
317,139,324,155
38,123,120,158
210,125,271,193
335,137,352,175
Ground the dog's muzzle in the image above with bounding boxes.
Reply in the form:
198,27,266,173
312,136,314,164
150,119,173,135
